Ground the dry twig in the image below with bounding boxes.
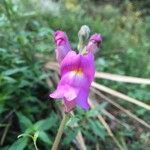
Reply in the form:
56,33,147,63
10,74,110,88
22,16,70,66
91,88,150,129
89,101,124,150
95,72,150,85
92,82,150,110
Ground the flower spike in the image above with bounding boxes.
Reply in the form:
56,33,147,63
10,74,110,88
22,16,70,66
50,28,102,112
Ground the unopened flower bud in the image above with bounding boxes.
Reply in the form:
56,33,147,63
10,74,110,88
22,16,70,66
78,25,90,51
78,25,90,41
86,33,102,54
54,31,71,63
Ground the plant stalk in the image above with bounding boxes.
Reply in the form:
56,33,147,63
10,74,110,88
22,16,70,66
51,113,70,150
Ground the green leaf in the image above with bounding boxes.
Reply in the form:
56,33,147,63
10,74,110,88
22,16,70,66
16,112,33,130
3,67,28,76
18,133,33,139
82,130,95,142
0,146,9,150
88,119,106,140
38,131,52,144
66,116,80,127
8,138,28,150
63,129,78,145
86,102,108,117
0,105,6,114
34,113,58,131
3,76,17,83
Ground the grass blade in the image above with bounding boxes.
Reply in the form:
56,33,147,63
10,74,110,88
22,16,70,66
92,82,150,110
91,88,150,129
89,101,124,150
95,72,150,85
101,109,130,129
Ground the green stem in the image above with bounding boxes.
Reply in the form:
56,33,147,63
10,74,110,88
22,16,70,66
51,113,70,150
34,140,38,150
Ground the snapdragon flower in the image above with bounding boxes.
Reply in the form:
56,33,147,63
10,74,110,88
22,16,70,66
50,28,102,112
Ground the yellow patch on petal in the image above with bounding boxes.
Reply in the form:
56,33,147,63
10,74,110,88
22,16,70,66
73,68,83,75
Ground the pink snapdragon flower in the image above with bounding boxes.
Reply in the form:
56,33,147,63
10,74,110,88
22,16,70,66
50,30,102,112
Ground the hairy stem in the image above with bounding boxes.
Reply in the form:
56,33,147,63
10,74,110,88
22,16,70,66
51,113,70,150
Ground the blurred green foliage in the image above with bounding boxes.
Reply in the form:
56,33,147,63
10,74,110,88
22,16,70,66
0,0,150,149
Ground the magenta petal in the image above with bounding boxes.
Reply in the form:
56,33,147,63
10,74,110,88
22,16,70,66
54,31,71,47
89,33,102,44
63,86,79,101
61,52,95,85
49,86,64,99
81,53,95,82
50,85,78,101
86,33,102,53
76,89,90,110
60,51,80,76
55,46,70,64
86,42,97,53
64,98,76,112
59,70,90,89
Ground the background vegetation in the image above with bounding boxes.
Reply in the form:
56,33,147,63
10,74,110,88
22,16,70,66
0,0,150,149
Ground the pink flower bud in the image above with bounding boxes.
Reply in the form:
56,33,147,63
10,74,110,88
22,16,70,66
86,33,102,54
54,31,71,63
